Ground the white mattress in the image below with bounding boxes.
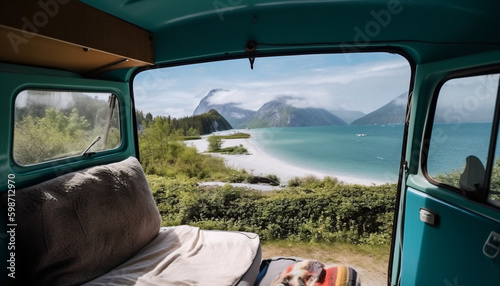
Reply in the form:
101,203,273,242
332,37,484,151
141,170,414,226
83,225,262,286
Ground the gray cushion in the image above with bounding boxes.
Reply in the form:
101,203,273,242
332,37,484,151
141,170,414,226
4,157,161,286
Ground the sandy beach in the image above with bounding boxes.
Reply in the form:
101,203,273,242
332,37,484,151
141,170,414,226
186,134,387,186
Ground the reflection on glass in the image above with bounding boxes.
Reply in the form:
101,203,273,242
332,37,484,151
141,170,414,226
13,90,121,165
428,74,499,193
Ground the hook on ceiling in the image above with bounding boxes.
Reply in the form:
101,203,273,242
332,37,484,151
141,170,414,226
245,41,257,70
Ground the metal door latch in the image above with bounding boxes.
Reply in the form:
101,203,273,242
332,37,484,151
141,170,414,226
419,208,438,226
483,231,500,259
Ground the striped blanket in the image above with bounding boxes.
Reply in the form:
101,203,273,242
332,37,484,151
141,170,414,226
271,259,360,286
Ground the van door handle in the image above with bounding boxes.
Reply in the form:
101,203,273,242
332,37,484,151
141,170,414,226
419,208,438,226
483,231,500,258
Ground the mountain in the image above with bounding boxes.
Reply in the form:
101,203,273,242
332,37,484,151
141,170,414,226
351,93,408,125
193,89,256,128
330,107,365,124
193,89,350,128
174,109,232,135
242,98,347,128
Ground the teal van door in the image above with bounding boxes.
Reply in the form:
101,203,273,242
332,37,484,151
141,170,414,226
393,65,500,285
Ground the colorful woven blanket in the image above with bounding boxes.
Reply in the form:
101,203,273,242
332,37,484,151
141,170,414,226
270,259,360,286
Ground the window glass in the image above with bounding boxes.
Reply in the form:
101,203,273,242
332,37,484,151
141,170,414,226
134,53,411,183
490,120,500,204
427,74,499,195
13,90,121,165
133,53,411,284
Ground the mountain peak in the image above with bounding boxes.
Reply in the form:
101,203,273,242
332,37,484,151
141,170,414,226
206,88,226,98
350,92,408,125
193,89,256,128
196,89,226,106
242,99,347,128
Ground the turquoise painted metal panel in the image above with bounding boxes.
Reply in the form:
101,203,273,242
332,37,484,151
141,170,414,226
391,49,500,285
82,0,500,65
0,64,137,192
0,64,138,284
400,188,500,286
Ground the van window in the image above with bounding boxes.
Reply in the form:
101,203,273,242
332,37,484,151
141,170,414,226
133,53,412,184
13,90,121,165
490,128,500,204
427,73,500,204
133,53,411,284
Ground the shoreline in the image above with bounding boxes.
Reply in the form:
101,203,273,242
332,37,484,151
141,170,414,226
186,132,389,186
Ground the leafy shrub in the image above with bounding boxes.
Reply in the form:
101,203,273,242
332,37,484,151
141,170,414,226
288,176,301,187
207,135,223,152
138,118,251,181
266,174,280,185
149,175,397,245
216,145,248,154
287,175,339,189
14,107,119,165
216,133,251,139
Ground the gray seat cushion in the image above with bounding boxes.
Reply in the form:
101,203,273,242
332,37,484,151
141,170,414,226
5,157,161,286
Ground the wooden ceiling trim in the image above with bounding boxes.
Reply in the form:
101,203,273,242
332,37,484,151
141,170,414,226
0,25,150,74
0,0,154,68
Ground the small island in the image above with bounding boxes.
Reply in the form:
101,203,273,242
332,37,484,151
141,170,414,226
206,133,251,155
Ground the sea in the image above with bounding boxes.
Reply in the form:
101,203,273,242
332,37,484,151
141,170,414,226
247,123,494,183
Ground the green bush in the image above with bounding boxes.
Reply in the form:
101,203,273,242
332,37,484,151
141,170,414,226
149,175,397,245
216,133,251,139
266,174,280,185
207,135,223,152
216,145,248,154
287,175,339,189
138,117,251,181
14,108,120,165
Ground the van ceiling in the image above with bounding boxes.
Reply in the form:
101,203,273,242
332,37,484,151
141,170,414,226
1,0,500,75
80,0,500,64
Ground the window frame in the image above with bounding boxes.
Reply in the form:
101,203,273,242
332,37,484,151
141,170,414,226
129,50,417,286
11,88,124,169
422,64,500,208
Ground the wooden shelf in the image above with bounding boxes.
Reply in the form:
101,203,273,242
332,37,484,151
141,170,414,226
0,1,154,75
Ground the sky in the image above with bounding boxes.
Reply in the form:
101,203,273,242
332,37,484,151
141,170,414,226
435,73,499,123
133,52,412,118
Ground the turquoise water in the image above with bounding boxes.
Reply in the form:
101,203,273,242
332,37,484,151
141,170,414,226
249,123,494,183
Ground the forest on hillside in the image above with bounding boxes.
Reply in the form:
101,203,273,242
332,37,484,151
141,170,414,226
136,109,232,137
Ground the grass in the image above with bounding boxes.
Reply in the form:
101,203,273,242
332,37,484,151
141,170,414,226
215,132,251,139
182,135,202,140
261,240,390,285
212,144,249,154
